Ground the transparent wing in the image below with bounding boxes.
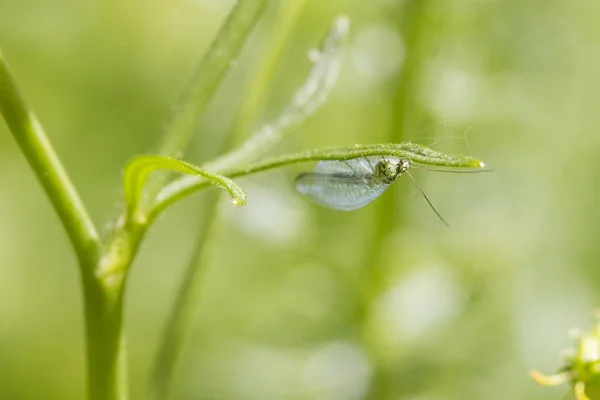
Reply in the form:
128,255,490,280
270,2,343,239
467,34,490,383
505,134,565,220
295,172,391,211
314,157,376,175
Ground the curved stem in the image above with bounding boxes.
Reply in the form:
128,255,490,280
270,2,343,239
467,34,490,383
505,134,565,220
123,155,247,223
0,49,126,399
0,49,101,268
140,0,268,211
209,15,349,171
148,4,311,398
2,1,273,399
149,142,487,222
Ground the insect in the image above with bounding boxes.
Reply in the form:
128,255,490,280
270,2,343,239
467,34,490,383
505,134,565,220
295,156,449,226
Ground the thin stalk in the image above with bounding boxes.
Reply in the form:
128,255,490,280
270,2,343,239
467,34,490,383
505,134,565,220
0,50,126,399
147,193,220,400
362,2,429,398
148,3,308,398
107,0,269,277
226,0,308,147
101,0,271,295
148,142,487,223
2,0,270,398
210,15,349,171
0,49,101,268
157,0,268,159
372,0,425,239
96,2,270,395
106,12,347,307
140,0,268,212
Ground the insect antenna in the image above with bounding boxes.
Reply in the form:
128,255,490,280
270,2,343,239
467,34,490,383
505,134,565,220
405,170,450,228
413,164,494,173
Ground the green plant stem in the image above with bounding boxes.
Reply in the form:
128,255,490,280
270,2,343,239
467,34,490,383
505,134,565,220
148,4,308,398
362,2,428,398
226,0,307,146
0,49,101,268
83,284,128,400
157,0,268,159
85,2,268,397
108,0,269,271
210,15,349,171
147,193,220,400
118,14,348,327
371,0,424,241
115,139,484,398
123,156,248,222
147,142,487,223
140,0,267,214
0,49,127,399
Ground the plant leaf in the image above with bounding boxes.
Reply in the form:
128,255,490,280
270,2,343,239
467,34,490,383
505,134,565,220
123,155,247,219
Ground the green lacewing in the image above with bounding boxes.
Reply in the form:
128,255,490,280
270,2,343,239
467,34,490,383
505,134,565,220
295,156,483,226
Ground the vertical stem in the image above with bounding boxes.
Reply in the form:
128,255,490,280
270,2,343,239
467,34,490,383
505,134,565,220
148,3,307,398
226,0,307,147
374,0,426,241
83,279,128,400
141,0,268,214
0,49,101,268
0,49,127,399
91,1,268,397
148,194,220,400
361,1,428,399
1,1,272,399
157,0,268,158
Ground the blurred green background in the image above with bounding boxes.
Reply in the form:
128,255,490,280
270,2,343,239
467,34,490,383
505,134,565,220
1,0,598,399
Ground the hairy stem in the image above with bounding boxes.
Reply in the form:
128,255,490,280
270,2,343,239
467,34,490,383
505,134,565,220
2,0,270,398
90,2,267,396
226,0,308,146
100,0,271,295
139,0,268,214
149,142,487,223
148,4,309,398
123,155,247,224
157,0,268,159
210,15,349,171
